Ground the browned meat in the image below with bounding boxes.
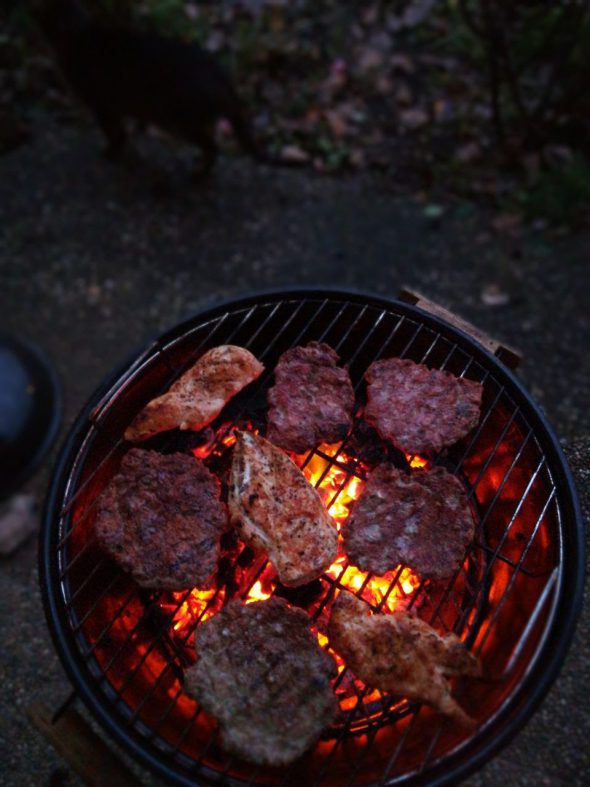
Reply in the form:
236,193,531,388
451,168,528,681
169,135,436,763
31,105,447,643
184,597,337,765
124,345,264,442
229,430,338,586
266,342,355,453
342,464,475,580
94,448,228,590
364,357,483,454
328,591,480,727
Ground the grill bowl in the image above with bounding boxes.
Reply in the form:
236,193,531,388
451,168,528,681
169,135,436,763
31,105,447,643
40,290,584,786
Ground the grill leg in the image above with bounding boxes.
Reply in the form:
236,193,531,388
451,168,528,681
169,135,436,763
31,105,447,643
28,702,142,787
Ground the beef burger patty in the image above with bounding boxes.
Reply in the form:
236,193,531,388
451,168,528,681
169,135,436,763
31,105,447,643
184,597,337,766
267,342,355,453
364,357,482,454
95,448,227,590
342,464,475,580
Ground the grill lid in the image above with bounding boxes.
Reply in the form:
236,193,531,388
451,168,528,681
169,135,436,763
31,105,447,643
39,289,584,786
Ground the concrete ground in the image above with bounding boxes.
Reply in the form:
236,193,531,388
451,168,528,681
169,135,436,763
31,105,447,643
0,115,588,786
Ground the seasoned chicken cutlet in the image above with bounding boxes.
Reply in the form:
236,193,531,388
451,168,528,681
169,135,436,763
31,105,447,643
229,430,338,586
124,345,264,442
328,591,480,727
184,598,337,766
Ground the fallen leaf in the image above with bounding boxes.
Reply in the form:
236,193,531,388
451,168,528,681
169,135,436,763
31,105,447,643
543,145,574,166
399,107,429,130
492,213,522,235
475,232,492,245
481,284,510,307
376,74,394,95
206,30,226,52
279,144,311,164
313,157,326,173
395,83,413,107
423,204,444,220
0,494,38,556
217,118,233,137
318,59,348,101
433,98,454,123
361,4,379,26
402,0,438,29
185,3,199,21
388,0,438,31
356,47,385,75
454,141,481,164
390,53,416,75
324,108,349,137
349,148,366,168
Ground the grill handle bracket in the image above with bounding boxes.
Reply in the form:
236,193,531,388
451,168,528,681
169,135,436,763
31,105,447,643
28,701,143,787
399,289,521,370
501,568,560,679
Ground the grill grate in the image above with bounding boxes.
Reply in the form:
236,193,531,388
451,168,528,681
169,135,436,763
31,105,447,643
40,291,584,787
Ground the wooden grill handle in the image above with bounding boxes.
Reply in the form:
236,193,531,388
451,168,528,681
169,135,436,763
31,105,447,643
399,289,521,370
28,702,143,787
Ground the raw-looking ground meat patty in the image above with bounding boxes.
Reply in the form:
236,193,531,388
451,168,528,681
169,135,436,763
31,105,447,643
266,342,355,453
342,464,475,580
364,358,483,454
94,448,228,590
184,597,337,766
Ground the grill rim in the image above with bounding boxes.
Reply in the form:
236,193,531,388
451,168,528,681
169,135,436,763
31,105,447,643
39,287,585,787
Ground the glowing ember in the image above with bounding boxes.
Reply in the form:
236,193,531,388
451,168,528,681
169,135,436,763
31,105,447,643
325,561,420,615
299,446,364,529
163,587,223,636
191,423,242,461
192,444,214,460
221,432,238,449
245,579,274,604
406,453,430,469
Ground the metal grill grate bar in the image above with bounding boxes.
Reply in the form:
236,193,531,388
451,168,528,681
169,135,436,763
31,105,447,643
476,484,557,659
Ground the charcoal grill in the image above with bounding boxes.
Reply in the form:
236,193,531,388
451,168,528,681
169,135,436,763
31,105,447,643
40,289,584,786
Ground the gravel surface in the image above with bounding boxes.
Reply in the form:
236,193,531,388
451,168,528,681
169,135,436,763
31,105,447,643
0,114,588,786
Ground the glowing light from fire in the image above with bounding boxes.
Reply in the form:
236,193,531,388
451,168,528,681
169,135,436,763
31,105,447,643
301,448,421,613
163,587,223,635
324,560,420,614
245,579,274,604
191,423,242,461
222,432,238,448
406,453,430,469
299,446,364,529
192,444,213,459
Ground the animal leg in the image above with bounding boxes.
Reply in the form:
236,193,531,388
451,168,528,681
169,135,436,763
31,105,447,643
191,127,219,179
94,110,127,160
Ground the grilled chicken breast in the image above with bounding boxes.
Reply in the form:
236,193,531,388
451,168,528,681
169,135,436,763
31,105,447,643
184,597,337,766
229,430,338,586
124,345,264,442
328,591,480,727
